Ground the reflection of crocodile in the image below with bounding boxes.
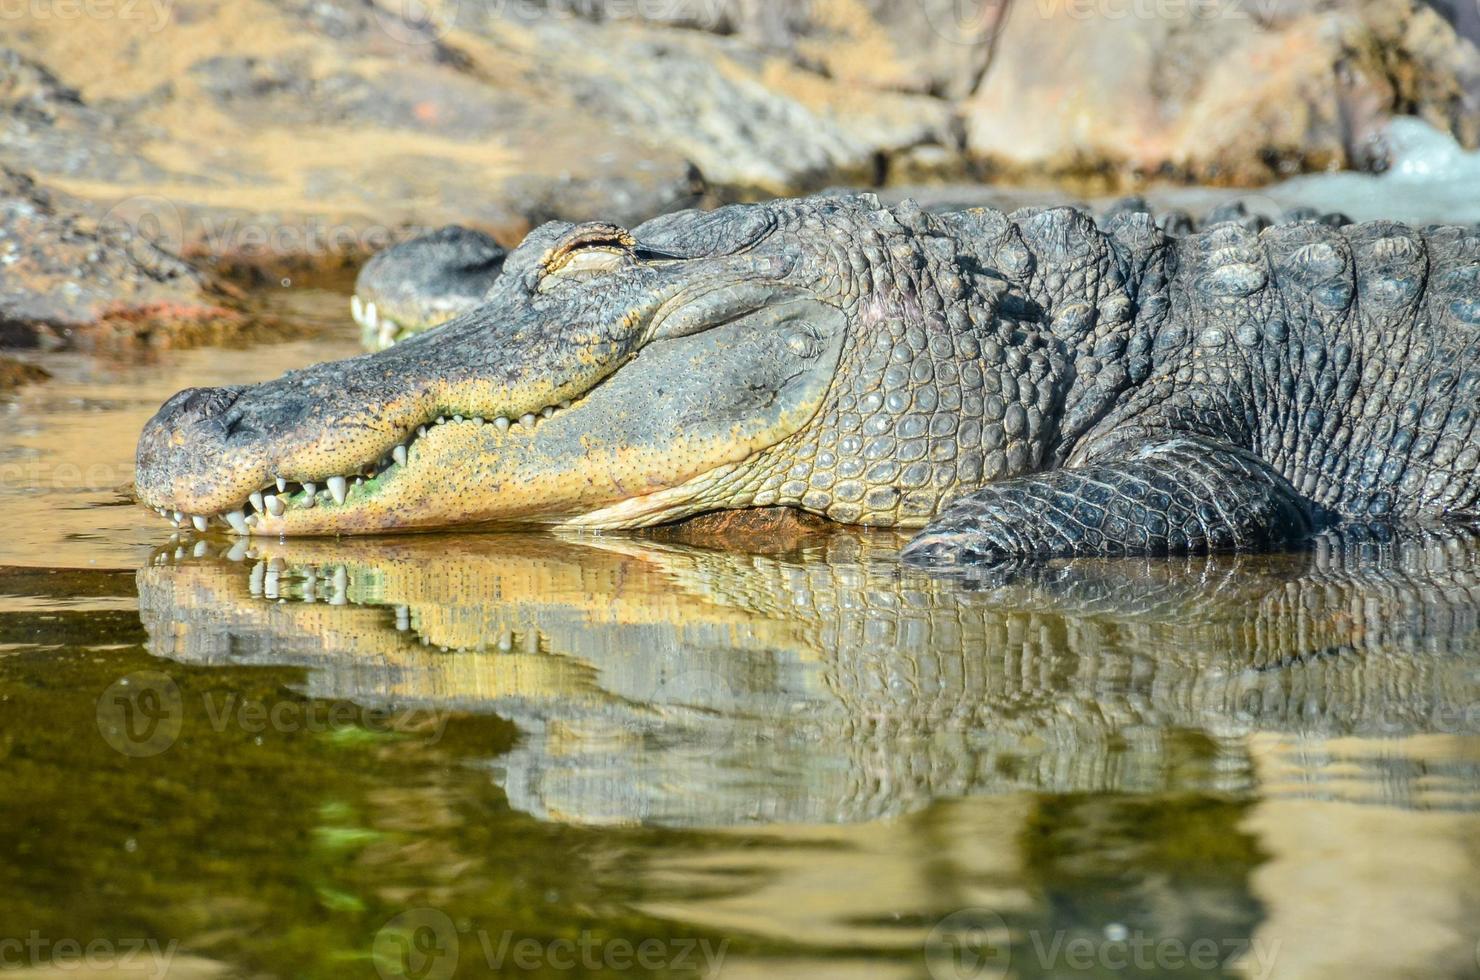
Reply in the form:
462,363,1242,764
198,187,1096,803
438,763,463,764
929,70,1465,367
136,528,1480,827
135,194,1480,566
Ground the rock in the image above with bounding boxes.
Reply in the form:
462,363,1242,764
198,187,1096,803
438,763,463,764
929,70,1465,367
0,356,48,391
961,0,1480,187
0,0,1476,288
0,168,251,350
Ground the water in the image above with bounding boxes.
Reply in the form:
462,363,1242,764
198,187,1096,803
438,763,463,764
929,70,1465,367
2,261,1479,979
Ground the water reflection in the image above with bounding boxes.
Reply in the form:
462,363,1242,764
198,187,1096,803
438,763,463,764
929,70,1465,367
136,528,1480,829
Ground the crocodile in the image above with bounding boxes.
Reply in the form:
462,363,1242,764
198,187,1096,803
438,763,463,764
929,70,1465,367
137,527,1480,826
134,193,1480,564
350,225,506,350
344,198,1347,351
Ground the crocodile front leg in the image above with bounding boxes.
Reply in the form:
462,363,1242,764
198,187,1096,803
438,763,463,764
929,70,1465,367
900,437,1314,566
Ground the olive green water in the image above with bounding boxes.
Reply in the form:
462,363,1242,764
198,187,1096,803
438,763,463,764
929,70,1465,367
2,283,1479,980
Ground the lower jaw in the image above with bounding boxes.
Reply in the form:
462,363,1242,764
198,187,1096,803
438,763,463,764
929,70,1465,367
204,465,744,537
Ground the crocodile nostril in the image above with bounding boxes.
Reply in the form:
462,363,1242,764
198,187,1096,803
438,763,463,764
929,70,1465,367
168,386,244,424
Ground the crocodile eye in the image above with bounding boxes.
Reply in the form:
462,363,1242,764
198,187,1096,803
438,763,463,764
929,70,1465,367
538,246,629,291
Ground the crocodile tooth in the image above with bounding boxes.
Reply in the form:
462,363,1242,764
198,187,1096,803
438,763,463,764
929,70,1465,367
520,413,536,427
542,406,555,419
365,301,378,330
192,541,209,559
191,515,208,532
378,320,396,347
249,491,265,512
494,416,510,432
559,400,571,409
418,425,427,438
265,495,285,517
245,514,258,528
327,476,347,504
453,414,463,422
224,510,249,535
173,510,184,524
303,482,316,496
351,294,363,324
436,416,446,425
353,477,363,488
276,478,288,493
392,445,407,466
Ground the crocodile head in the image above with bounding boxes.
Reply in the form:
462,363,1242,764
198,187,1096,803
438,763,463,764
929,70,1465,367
350,225,506,350
135,195,1020,536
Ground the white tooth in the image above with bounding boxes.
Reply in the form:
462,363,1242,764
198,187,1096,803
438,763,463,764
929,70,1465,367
327,476,347,504
378,320,396,347
493,416,510,432
418,425,427,438
353,477,363,489
249,561,265,595
266,495,285,517
395,605,410,631
393,445,407,466
453,414,463,422
351,295,363,323
303,482,316,496
227,541,249,562
172,510,184,524
249,491,264,512
542,406,555,419
437,416,446,425
559,399,571,409
276,478,288,493
520,413,536,427
365,301,378,330
246,514,258,528
472,417,483,425
191,515,208,532
225,510,249,535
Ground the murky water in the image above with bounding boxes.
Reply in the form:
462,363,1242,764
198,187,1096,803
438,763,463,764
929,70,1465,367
2,282,1479,979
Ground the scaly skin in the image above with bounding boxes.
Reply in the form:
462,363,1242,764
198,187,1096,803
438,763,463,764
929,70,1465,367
348,198,1352,352
134,194,1480,563
350,225,506,349
136,527,1480,825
